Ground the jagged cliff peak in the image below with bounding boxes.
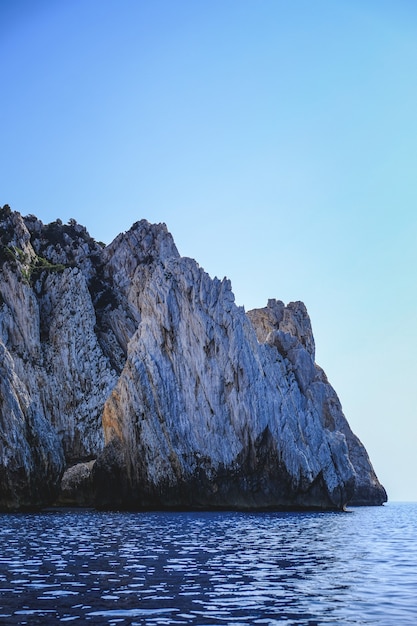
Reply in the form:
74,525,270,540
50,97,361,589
0,206,387,511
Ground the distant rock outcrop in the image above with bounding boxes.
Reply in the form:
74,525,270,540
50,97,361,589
0,205,387,510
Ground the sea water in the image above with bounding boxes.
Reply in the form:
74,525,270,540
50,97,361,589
0,502,415,625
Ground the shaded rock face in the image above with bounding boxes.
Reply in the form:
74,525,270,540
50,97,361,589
0,205,387,510
0,342,64,510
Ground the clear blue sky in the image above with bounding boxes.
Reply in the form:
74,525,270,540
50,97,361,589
2,0,416,501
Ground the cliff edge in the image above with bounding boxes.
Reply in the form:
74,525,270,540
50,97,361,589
0,205,387,510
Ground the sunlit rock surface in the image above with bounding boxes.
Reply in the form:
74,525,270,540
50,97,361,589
0,205,387,510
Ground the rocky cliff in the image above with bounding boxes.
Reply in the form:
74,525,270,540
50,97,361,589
0,205,387,511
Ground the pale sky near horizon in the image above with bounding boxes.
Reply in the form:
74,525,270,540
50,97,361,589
1,0,416,501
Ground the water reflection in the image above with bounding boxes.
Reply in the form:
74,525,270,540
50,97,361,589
0,505,415,624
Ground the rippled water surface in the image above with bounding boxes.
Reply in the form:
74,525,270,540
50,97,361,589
0,503,416,624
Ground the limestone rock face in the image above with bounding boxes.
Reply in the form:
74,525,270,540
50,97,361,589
0,205,387,510
96,260,358,509
0,342,64,510
247,300,387,507
0,208,117,509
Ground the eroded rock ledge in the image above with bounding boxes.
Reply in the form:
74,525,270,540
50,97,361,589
0,205,387,511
